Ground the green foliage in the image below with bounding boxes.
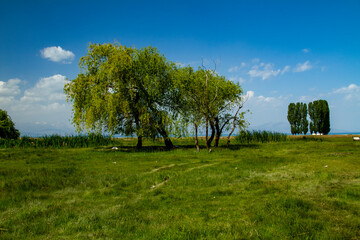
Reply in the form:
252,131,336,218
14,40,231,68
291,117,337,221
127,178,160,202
236,130,288,143
287,103,296,134
308,100,330,135
65,43,246,150
175,66,245,148
0,109,20,139
65,43,179,148
287,102,309,135
301,103,309,135
0,134,114,148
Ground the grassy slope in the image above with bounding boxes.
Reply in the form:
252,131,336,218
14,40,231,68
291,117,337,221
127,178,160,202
0,137,359,239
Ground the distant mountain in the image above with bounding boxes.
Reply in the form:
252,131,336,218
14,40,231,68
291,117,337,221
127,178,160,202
16,122,76,137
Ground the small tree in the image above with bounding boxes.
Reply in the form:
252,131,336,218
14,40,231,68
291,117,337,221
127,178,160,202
0,109,20,139
175,66,244,151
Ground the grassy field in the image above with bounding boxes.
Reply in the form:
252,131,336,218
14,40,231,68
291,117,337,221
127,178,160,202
1,136,360,239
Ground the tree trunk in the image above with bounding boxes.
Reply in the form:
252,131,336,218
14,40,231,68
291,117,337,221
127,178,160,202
157,126,174,150
195,124,200,152
164,137,174,149
206,121,215,149
227,103,243,147
214,117,221,147
134,112,142,149
227,122,236,147
205,117,209,148
136,135,143,149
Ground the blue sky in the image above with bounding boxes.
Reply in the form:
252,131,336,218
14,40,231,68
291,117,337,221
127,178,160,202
1,0,360,135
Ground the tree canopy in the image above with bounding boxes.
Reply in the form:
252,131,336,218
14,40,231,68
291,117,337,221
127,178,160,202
309,100,330,135
65,43,247,150
287,102,308,135
65,43,180,148
0,109,20,139
175,66,245,150
288,100,330,135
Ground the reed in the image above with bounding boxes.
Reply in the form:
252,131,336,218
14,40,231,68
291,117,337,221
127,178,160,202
0,134,114,148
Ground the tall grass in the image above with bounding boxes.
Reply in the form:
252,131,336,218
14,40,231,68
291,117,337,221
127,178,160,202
236,130,287,143
0,134,114,148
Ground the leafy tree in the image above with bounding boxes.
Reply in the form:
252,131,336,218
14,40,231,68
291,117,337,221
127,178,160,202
308,100,330,135
308,102,315,134
65,43,180,149
287,103,296,135
0,109,20,139
320,100,330,135
294,102,301,134
175,66,244,151
288,102,308,135
301,103,308,135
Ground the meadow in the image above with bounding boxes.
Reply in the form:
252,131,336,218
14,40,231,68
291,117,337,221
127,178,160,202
0,136,360,239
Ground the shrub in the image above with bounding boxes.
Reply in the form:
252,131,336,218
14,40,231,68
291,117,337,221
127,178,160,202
236,130,287,143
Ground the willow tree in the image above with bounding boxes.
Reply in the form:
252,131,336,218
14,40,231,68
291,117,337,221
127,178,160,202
64,43,179,149
175,66,244,151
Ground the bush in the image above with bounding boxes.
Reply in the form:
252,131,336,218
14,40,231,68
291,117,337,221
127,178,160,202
236,130,287,143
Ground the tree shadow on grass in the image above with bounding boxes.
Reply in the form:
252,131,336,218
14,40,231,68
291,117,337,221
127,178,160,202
97,143,261,153
226,144,261,150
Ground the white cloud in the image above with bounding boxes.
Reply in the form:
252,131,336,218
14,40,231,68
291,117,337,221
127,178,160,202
293,61,312,72
248,63,281,80
0,78,21,97
243,90,254,101
0,74,74,136
21,74,68,103
334,84,360,94
257,95,276,102
333,84,360,102
281,65,290,75
0,78,22,106
40,46,75,63
302,48,310,53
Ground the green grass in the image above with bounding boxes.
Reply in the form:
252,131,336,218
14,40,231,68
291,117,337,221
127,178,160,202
0,137,360,239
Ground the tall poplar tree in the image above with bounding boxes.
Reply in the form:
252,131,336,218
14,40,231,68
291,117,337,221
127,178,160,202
301,103,308,135
287,103,296,135
288,102,308,135
308,100,330,135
